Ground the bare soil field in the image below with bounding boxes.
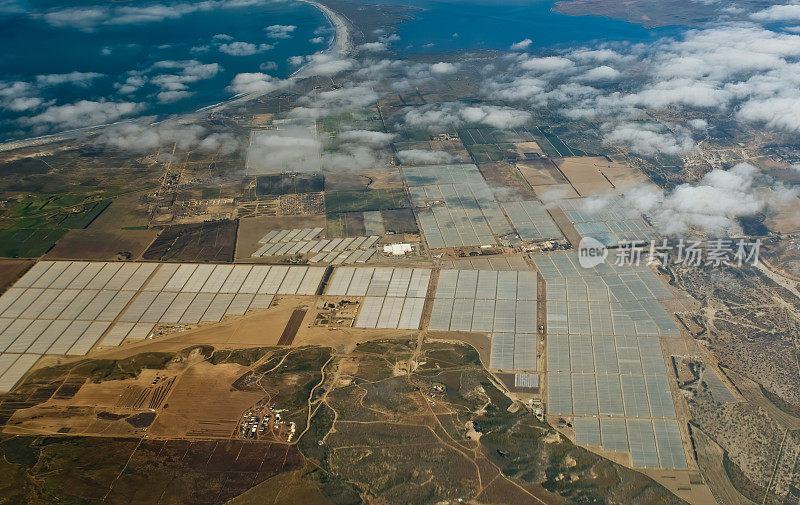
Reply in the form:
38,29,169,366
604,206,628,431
692,427,758,505
532,183,580,201
547,206,581,246
326,211,366,237
429,138,472,161
641,467,720,505
517,158,567,186
278,309,308,346
0,259,31,293
149,361,265,438
514,141,546,157
0,332,690,505
0,435,307,505
440,256,531,270
765,195,800,234
46,228,158,260
553,157,617,196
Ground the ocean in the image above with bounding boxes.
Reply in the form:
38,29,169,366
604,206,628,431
376,0,683,52
0,0,329,141
0,0,685,141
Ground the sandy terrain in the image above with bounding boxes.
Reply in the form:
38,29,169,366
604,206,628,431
553,156,646,196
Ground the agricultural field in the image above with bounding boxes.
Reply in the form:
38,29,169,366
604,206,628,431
255,173,325,196
143,220,238,262
324,188,409,214
326,212,366,238
478,162,537,202
380,208,418,234
0,194,116,258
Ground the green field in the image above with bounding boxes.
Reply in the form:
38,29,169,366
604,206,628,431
465,142,515,163
57,200,112,229
324,188,408,214
0,193,115,257
255,173,324,196
0,228,67,257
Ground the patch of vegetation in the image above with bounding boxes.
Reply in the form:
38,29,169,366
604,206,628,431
324,188,408,213
24,346,213,385
466,142,515,163
256,173,324,195
759,383,800,418
723,451,768,504
201,187,221,199
125,412,156,428
0,192,116,257
143,220,238,262
0,228,66,257
57,199,111,229
209,347,274,367
0,436,309,505
0,157,51,176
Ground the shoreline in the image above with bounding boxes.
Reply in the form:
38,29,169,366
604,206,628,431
216,0,354,109
297,0,353,59
0,0,354,152
200,0,353,112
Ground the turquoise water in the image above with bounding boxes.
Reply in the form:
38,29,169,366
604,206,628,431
379,0,682,52
0,0,685,140
0,0,329,140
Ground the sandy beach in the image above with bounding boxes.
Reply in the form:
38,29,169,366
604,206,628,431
298,0,353,57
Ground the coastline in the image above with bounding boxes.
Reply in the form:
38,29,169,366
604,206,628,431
0,0,353,152
298,0,353,59
213,0,354,110
200,0,354,112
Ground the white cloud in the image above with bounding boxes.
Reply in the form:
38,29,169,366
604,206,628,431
358,42,388,53
247,128,323,173
336,130,395,147
42,0,277,30
296,53,356,76
0,81,43,112
21,100,144,131
227,72,288,95
403,103,530,131
94,121,239,154
510,38,533,51
603,123,697,156
737,96,800,130
265,24,296,39
291,84,379,118
35,72,105,87
396,149,455,165
431,62,459,75
751,4,800,21
157,90,194,103
218,41,273,56
577,65,621,82
616,163,794,235
520,56,575,73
